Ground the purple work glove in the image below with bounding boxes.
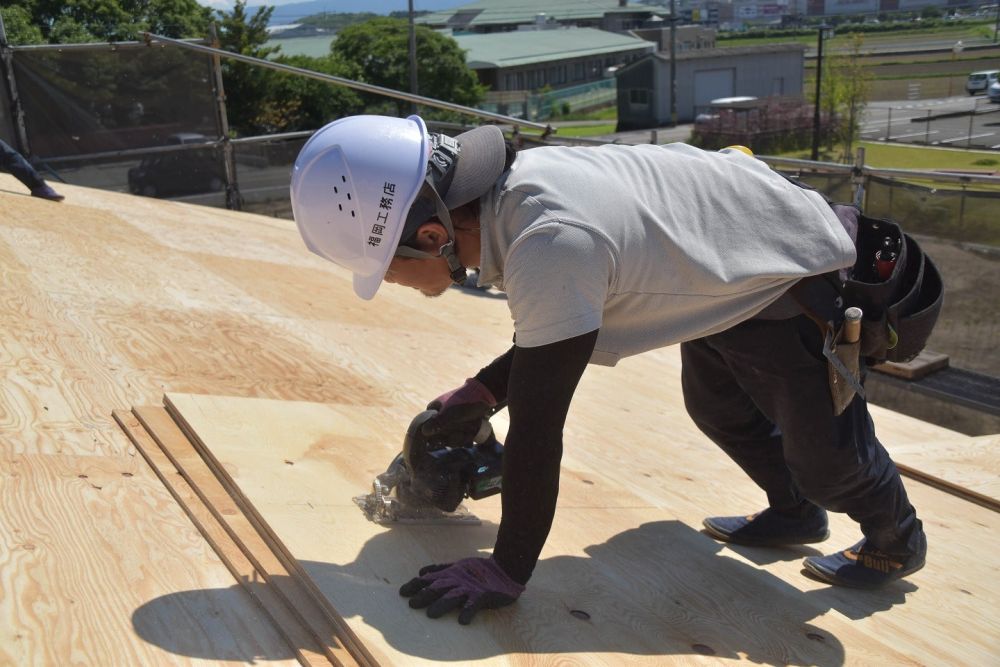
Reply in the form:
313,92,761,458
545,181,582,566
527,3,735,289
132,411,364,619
399,557,525,625
421,378,497,446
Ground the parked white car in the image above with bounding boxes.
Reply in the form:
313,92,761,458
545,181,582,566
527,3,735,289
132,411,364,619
989,80,1000,104
966,70,999,96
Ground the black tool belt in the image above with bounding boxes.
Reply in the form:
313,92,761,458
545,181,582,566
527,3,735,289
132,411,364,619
785,202,944,414
843,212,944,364
778,174,945,365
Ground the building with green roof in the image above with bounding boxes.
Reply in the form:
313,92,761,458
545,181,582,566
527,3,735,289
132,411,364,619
456,28,654,92
454,27,654,119
418,0,669,34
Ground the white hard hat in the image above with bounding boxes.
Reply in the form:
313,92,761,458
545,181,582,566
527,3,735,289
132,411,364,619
290,114,507,300
291,114,428,300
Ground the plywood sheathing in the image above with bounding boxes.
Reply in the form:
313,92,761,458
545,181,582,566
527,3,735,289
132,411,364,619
0,174,996,663
0,453,299,665
163,392,1000,666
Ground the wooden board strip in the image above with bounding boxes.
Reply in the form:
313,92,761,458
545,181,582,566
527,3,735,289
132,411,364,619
158,397,381,667
873,350,950,380
132,405,376,667
113,410,331,667
888,434,999,508
895,462,999,513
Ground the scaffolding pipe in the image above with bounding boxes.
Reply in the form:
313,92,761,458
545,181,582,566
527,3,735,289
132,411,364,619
208,23,241,210
142,32,553,135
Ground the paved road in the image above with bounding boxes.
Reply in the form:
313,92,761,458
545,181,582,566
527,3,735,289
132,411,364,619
861,95,1000,150
564,94,1000,151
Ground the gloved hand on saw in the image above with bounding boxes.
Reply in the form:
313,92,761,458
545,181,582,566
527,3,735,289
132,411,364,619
399,557,525,625
421,378,496,447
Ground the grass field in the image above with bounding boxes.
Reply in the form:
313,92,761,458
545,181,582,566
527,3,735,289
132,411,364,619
719,22,998,51
776,141,1000,171
857,141,1000,170
551,123,618,137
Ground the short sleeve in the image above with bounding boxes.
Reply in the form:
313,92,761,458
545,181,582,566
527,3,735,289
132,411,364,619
502,223,615,348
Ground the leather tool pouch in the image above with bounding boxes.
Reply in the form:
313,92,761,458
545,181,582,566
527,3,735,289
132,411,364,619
790,275,865,416
843,214,944,364
824,324,861,416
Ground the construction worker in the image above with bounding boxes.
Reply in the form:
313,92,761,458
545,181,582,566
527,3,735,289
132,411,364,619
289,115,927,626
1,139,64,201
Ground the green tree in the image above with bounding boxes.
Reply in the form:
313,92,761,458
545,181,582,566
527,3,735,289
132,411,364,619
0,6,44,45
215,0,282,135
332,17,484,117
1,0,210,43
268,54,365,132
214,2,371,135
820,33,872,163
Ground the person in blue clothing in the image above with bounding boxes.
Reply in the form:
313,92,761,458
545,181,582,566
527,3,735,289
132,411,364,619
1,138,63,201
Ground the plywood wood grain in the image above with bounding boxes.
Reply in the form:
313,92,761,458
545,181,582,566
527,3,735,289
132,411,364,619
0,452,299,666
113,409,337,666
165,392,1000,666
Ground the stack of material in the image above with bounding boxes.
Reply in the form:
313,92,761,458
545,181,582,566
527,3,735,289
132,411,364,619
1,175,997,664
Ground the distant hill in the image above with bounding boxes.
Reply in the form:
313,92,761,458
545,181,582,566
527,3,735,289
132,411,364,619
251,0,467,24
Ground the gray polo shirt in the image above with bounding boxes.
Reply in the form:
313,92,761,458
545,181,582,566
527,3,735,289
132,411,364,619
477,142,856,366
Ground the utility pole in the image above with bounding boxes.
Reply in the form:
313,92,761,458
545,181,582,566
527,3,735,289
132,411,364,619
810,24,829,162
669,0,677,127
994,1,999,43
408,0,418,115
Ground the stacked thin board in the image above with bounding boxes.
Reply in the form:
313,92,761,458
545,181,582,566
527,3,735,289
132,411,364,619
113,408,377,667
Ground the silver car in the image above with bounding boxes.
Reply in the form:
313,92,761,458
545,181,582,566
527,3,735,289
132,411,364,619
990,80,1000,104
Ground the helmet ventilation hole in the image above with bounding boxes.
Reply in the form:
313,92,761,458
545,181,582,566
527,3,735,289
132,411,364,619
332,173,357,219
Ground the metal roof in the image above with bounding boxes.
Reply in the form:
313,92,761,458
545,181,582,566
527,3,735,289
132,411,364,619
266,35,335,58
616,43,805,76
418,0,667,28
455,28,655,68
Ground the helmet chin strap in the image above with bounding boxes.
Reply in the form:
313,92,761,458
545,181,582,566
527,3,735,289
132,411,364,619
394,178,467,285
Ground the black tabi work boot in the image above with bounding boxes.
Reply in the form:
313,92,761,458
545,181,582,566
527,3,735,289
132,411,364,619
703,507,830,547
803,530,927,589
31,184,65,202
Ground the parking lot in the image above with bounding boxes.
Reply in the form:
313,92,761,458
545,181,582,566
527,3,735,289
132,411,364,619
861,95,1000,150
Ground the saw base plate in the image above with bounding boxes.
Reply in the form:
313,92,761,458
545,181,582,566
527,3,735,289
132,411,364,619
352,494,482,526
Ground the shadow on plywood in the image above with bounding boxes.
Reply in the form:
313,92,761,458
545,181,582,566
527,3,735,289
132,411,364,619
132,520,928,665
